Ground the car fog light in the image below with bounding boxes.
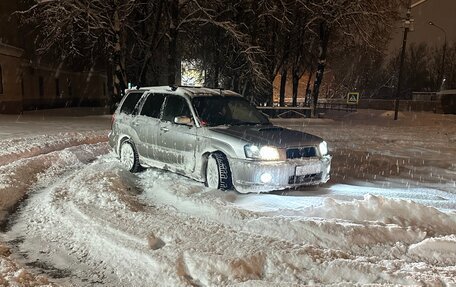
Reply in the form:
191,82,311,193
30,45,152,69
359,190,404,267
260,173,272,183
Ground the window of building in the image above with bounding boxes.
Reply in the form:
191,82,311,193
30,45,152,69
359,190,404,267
0,65,4,94
39,76,44,98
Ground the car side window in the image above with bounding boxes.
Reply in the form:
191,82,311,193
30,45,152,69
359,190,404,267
120,92,144,115
162,95,191,123
140,93,166,118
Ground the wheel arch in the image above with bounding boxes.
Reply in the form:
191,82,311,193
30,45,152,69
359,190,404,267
116,135,132,155
197,138,238,184
200,150,233,188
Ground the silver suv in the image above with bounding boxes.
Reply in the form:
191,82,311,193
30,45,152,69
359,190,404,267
109,86,331,193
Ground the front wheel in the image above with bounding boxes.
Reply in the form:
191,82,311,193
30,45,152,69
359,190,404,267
119,140,141,173
205,153,232,190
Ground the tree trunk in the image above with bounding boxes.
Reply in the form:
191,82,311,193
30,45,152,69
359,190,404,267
279,68,287,107
292,69,300,107
212,30,221,87
167,0,179,86
305,69,313,106
241,79,250,99
231,74,240,92
311,23,330,117
113,10,127,97
139,1,164,87
212,63,220,88
107,59,116,113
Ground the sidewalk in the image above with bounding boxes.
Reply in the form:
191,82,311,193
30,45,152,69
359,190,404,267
0,107,111,139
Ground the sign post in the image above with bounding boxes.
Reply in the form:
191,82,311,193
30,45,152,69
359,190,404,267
347,92,359,105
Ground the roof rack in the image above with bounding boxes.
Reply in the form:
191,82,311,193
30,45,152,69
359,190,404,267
168,85,205,91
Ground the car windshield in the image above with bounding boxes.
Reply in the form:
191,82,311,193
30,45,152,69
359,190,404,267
192,96,271,127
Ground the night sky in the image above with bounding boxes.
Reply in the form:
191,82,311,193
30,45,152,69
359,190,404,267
390,0,456,50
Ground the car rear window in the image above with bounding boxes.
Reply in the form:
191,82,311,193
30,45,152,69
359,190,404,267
120,92,143,115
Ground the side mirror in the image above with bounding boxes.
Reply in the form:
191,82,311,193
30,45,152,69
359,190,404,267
174,116,193,126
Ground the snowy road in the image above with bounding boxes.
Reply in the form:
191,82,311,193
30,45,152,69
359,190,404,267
1,109,456,286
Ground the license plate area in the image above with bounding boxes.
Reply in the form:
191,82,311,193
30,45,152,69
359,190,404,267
295,163,321,176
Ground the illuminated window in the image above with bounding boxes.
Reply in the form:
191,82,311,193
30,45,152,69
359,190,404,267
0,65,3,94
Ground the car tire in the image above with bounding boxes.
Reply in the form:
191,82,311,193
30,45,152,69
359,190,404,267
205,153,232,190
120,140,141,173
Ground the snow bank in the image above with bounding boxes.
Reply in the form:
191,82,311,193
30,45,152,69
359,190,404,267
305,194,456,236
408,235,456,265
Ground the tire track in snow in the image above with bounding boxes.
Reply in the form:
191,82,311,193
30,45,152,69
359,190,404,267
7,158,456,286
136,169,436,253
135,167,456,284
0,132,108,225
0,138,109,286
2,160,422,286
4,161,267,286
2,146,456,285
0,131,107,167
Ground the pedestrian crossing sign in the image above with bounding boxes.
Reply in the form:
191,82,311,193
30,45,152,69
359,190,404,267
347,92,359,104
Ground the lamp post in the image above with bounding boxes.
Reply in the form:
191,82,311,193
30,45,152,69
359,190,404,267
393,0,430,120
428,21,447,91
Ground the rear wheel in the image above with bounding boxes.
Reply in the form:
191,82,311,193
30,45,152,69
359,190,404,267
120,140,141,172
205,153,232,190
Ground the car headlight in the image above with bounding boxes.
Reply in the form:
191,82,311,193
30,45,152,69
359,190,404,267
319,141,328,155
244,145,281,161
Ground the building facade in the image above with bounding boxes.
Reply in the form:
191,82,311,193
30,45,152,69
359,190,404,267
0,0,107,114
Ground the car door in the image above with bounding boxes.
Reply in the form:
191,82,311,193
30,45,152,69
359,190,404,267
156,95,197,173
116,91,145,153
134,93,166,161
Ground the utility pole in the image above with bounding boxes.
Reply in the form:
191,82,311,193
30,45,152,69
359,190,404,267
393,0,430,120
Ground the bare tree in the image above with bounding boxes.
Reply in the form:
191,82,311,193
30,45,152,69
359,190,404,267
299,0,405,116
18,0,406,111
18,0,147,106
383,41,456,95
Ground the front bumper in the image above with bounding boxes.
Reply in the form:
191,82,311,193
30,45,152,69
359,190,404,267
230,155,332,193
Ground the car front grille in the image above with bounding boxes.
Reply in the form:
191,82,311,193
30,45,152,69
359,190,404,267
288,172,322,184
286,147,317,159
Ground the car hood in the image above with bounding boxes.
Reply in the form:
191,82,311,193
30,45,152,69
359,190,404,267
209,125,323,148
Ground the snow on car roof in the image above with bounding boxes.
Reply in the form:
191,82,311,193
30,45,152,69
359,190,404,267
125,86,241,98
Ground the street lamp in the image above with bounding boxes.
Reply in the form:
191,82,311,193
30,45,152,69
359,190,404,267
428,21,447,91
393,0,430,120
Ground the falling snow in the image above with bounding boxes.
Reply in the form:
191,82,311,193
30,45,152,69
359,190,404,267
0,108,455,286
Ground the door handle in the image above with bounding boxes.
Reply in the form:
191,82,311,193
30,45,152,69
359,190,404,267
160,127,169,132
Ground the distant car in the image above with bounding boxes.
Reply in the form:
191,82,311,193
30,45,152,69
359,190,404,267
108,86,331,193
